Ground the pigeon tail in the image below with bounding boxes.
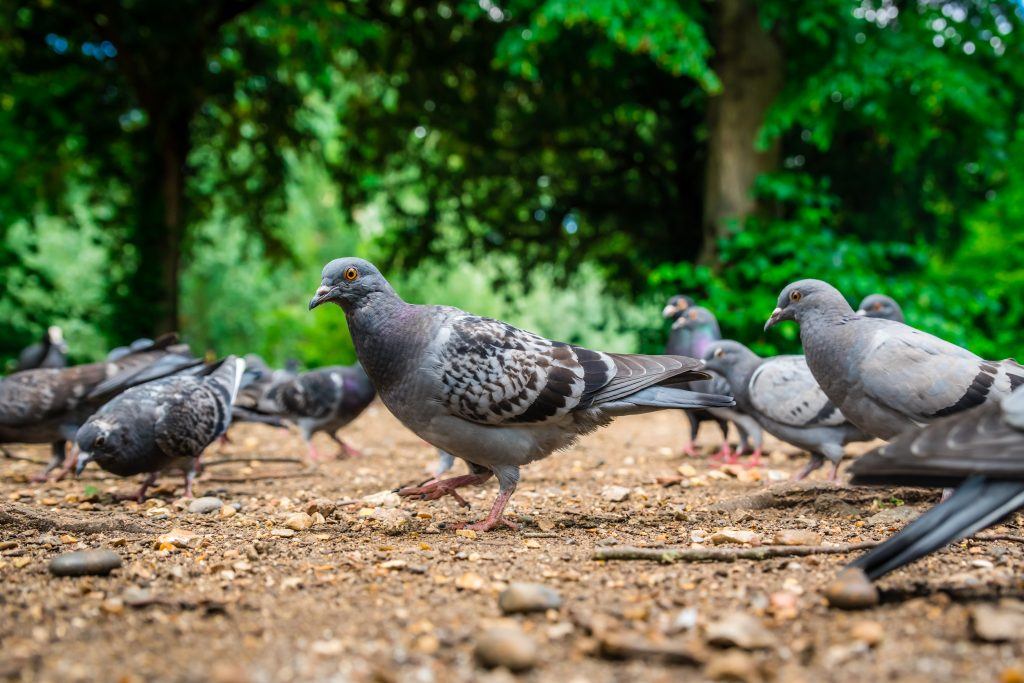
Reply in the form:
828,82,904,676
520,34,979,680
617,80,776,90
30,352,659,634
848,475,1024,580
599,386,734,416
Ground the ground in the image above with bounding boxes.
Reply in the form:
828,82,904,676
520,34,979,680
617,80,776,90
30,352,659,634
2,405,1024,683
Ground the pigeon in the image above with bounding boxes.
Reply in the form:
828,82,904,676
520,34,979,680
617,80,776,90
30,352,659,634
309,257,734,531
267,364,376,460
229,354,297,428
856,294,904,323
75,356,245,501
702,340,872,480
663,302,760,460
106,337,155,362
837,387,1024,582
0,334,198,480
765,279,1024,440
15,326,68,371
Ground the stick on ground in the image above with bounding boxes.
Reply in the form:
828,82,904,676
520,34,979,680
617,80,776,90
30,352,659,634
593,542,880,563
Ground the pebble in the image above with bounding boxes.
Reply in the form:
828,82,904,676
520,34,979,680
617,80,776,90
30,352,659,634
373,508,412,535
823,568,879,610
219,505,237,519
305,499,336,517
705,612,773,650
601,486,631,502
705,650,761,683
498,582,562,614
865,506,918,528
362,490,401,508
271,528,295,538
665,607,699,634
157,528,200,549
49,549,122,577
971,601,1024,642
455,572,486,591
772,529,822,546
475,627,538,672
188,497,223,514
122,587,156,607
283,513,314,531
850,620,884,646
710,529,761,546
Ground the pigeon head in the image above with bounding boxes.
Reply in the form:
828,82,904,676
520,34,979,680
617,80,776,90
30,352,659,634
309,258,396,311
765,279,851,331
856,294,904,323
701,340,758,377
47,326,69,353
74,419,123,476
661,295,696,320
674,305,717,330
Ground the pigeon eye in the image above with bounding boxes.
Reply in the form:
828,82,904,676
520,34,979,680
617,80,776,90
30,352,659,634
714,348,725,358
874,303,882,311
790,290,802,302
95,435,106,447
688,310,698,320
344,267,359,282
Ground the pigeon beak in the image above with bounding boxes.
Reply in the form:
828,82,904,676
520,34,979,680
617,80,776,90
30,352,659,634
855,309,866,316
75,451,92,477
309,285,334,310
764,307,784,331
661,304,676,319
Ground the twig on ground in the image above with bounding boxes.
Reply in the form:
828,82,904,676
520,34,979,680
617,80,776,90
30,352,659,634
0,501,155,535
201,472,318,483
593,542,880,563
708,482,940,512
200,456,306,468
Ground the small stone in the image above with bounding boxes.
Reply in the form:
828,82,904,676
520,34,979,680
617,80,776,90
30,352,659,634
768,592,799,620
475,627,538,672
156,528,200,549
373,508,412,535
455,572,486,591
971,559,994,569
665,607,699,634
971,602,1024,642
188,496,223,514
362,490,401,508
601,486,631,502
772,529,822,546
122,587,155,607
413,634,440,655
456,529,478,540
305,499,337,517
498,583,563,614
705,650,762,683
271,528,295,538
710,529,761,546
283,513,314,531
850,620,884,646
13,556,31,568
678,464,698,477
705,612,773,650
219,505,237,519
824,568,879,610
49,550,122,577
865,506,918,528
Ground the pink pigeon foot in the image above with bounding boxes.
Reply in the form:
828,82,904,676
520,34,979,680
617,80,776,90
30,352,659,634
449,488,518,532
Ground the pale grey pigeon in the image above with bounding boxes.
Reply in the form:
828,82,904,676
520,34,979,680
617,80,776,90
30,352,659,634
703,340,872,479
841,387,1024,581
765,279,1023,440
75,357,245,501
15,326,68,371
857,294,904,323
309,257,734,531
664,302,760,460
106,337,154,362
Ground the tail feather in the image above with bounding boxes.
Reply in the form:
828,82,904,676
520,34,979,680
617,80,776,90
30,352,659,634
850,476,1024,580
600,385,734,415
209,355,246,405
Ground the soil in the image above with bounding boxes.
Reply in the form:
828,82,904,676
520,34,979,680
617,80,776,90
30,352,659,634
2,405,1023,682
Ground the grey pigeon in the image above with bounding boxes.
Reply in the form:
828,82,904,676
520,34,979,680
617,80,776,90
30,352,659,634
106,337,155,362
229,354,296,428
0,334,198,480
703,340,872,480
75,357,245,501
15,326,68,371
840,387,1024,581
856,294,904,323
267,364,376,460
765,279,1024,440
664,302,760,460
309,257,734,531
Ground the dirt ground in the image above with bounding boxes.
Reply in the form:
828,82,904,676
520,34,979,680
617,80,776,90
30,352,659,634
2,404,1024,683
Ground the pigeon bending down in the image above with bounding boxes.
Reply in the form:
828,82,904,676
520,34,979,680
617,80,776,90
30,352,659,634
75,357,245,501
838,387,1024,582
267,364,376,460
856,294,904,323
15,326,68,371
0,335,199,480
703,341,872,480
765,279,1023,440
229,354,297,429
309,257,734,531
664,302,760,460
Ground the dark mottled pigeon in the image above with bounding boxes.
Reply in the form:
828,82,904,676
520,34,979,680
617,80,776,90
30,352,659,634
15,326,68,371
664,303,759,460
703,340,872,480
75,357,245,501
765,279,1024,440
269,364,376,460
0,334,198,479
839,388,1024,581
857,294,904,323
309,257,733,531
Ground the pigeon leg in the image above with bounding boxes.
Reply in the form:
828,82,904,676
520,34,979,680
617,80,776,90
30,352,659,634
681,442,700,458
710,443,738,465
31,441,68,483
116,473,159,503
306,440,322,462
330,432,364,458
183,466,197,498
396,472,492,508
52,444,80,482
828,460,843,482
791,453,826,481
744,448,763,468
451,487,519,532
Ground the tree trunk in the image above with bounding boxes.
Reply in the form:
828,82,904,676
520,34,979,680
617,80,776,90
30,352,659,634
699,0,783,264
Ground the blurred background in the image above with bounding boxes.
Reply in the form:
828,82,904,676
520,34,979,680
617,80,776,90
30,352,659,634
1,0,1022,369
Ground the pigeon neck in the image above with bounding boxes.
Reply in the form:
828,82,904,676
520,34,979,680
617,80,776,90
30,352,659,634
344,295,417,387
726,356,761,409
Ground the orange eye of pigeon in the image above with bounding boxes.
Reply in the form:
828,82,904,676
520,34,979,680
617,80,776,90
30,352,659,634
688,310,698,320
344,267,359,282
873,303,882,311
790,290,802,302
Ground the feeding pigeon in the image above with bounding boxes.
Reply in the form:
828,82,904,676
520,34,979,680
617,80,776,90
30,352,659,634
0,334,198,480
837,387,1024,582
308,257,734,531
663,302,759,460
15,326,68,371
765,279,1024,440
267,364,376,461
75,356,245,501
856,294,904,323
229,354,297,428
703,340,872,479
